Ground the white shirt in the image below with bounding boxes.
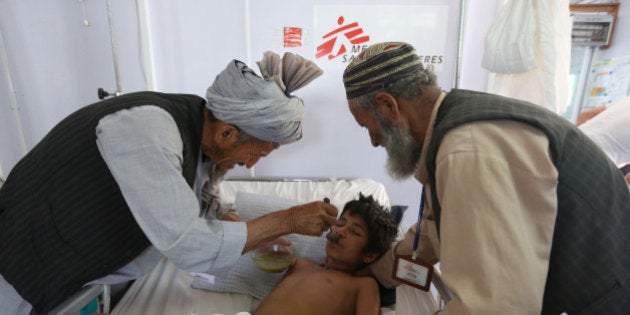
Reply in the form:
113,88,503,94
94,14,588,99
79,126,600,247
422,120,558,314
0,105,247,314
579,96,630,166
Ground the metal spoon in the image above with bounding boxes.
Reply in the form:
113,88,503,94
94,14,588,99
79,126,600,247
322,197,340,243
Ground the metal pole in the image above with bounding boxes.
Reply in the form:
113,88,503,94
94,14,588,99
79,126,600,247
136,0,156,91
106,0,123,95
571,46,594,124
0,28,28,156
454,0,468,89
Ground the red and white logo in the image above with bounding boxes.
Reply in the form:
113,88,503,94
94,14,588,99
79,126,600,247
283,27,303,47
316,16,370,61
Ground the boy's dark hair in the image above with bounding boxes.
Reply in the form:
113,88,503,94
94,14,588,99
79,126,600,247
341,193,398,259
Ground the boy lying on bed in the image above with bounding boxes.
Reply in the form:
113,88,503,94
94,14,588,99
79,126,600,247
254,194,398,315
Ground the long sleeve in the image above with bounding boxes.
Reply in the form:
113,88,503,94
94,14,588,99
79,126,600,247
95,105,247,273
435,120,558,314
579,96,630,166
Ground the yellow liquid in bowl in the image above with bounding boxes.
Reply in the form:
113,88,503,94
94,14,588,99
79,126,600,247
252,252,293,273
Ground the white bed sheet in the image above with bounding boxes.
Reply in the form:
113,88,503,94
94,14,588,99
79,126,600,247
111,178,412,315
112,257,256,315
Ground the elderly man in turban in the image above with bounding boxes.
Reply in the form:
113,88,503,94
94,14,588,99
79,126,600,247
342,42,630,314
0,52,335,315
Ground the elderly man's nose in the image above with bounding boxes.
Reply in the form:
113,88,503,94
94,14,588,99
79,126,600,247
370,136,380,147
369,132,382,147
246,156,262,168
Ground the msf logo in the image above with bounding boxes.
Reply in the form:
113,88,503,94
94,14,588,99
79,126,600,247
316,16,370,61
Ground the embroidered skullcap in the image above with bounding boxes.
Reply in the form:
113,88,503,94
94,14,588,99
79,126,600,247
206,52,323,145
343,42,423,99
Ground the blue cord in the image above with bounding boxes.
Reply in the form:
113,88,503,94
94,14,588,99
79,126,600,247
412,186,426,259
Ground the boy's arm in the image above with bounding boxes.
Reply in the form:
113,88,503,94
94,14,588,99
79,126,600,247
355,277,381,315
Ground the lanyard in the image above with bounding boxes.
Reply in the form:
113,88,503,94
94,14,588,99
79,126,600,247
412,186,426,260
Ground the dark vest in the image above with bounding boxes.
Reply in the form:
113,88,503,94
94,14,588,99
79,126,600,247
0,91,206,313
425,89,630,314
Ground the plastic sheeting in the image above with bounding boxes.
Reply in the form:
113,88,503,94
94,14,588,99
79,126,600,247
483,0,571,114
482,0,536,74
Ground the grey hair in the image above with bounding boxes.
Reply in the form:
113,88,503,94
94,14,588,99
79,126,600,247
352,67,438,111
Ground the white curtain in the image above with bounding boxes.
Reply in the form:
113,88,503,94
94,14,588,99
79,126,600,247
483,0,571,114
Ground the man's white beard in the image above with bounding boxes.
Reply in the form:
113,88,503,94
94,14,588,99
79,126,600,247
379,120,422,181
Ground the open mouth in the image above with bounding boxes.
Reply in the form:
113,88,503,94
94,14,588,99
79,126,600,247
326,231,340,243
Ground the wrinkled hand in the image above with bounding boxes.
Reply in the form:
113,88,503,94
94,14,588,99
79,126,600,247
287,201,338,236
220,212,241,222
577,104,606,126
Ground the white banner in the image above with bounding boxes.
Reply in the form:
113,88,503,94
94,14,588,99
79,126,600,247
313,5,449,71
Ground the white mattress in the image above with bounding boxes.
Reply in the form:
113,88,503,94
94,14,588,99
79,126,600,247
111,178,433,315
112,257,256,315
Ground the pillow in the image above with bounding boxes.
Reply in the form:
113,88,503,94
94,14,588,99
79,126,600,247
191,191,328,300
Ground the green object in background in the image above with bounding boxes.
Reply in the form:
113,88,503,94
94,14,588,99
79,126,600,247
79,298,99,315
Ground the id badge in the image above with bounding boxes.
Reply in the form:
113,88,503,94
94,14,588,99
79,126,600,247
392,254,433,291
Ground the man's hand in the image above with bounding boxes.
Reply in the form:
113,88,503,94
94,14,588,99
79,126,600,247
220,212,241,222
286,201,338,236
577,105,606,126
243,201,337,253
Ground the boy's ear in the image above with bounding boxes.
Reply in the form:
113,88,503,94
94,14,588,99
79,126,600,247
362,252,379,265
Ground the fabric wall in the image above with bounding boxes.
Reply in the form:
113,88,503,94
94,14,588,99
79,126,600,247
0,0,498,226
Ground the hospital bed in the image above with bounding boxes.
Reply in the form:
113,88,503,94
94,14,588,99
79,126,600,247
53,177,443,314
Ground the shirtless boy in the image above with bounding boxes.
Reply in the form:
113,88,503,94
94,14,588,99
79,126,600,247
254,194,398,315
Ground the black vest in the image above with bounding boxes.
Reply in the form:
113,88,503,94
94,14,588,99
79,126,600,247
0,91,206,313
425,90,630,314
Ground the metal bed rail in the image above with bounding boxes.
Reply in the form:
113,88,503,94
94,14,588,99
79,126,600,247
47,284,110,315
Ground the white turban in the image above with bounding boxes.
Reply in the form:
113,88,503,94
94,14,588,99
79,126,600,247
206,52,323,145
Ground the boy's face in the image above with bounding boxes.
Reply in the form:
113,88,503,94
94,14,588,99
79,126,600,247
325,211,375,270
